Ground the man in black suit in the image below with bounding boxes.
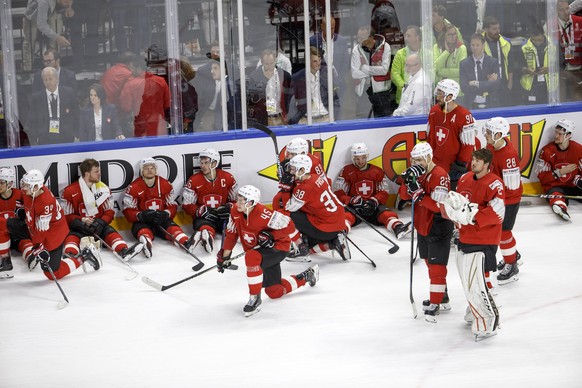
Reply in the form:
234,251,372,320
32,49,78,99
459,33,501,109
27,66,79,145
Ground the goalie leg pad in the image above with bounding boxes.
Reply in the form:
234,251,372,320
456,250,500,337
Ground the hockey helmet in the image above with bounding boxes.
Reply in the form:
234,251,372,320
410,142,433,159
0,167,16,188
140,157,157,175
286,138,309,155
21,169,44,192
199,148,221,166
434,79,460,101
351,143,369,158
289,154,312,178
483,117,510,138
238,185,261,206
556,119,575,135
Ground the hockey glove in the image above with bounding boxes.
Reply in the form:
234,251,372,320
153,211,170,224
137,210,157,224
196,205,219,223
258,230,275,249
15,207,26,221
401,165,426,184
574,175,582,189
278,159,295,192
406,179,425,202
216,203,232,221
216,249,231,273
359,198,379,217
70,218,88,233
394,193,411,211
29,244,50,270
88,218,108,236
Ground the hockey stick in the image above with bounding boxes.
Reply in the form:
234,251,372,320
345,235,376,267
248,120,283,179
158,226,205,271
44,261,70,309
92,234,139,280
142,250,248,292
522,193,582,200
409,197,417,319
345,207,399,254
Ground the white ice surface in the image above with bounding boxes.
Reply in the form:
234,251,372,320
2,199,581,388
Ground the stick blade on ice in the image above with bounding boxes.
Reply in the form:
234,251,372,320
142,276,164,291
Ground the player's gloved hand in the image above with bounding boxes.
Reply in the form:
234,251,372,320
359,198,379,217
406,179,425,202
278,159,295,192
28,244,50,270
88,218,108,235
216,203,232,220
15,207,26,221
70,218,87,233
258,230,275,249
216,249,231,273
196,205,218,223
394,193,411,211
137,210,157,224
153,211,170,224
349,195,364,208
401,165,426,183
574,175,582,189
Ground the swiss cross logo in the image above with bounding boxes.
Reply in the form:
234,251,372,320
435,126,449,146
355,180,374,197
145,199,163,211
243,232,256,245
204,194,223,209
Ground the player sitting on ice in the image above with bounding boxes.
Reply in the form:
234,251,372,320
61,158,143,262
334,142,411,240
284,154,351,261
398,142,453,323
122,158,193,258
182,148,237,253
0,167,24,275
7,170,101,280
535,119,582,221
217,185,319,317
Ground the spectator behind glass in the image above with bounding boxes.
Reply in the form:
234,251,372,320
459,33,500,109
32,49,78,98
393,53,431,117
391,25,421,106
557,0,582,102
26,66,79,145
350,25,373,118
434,23,467,90
482,16,513,106
79,83,124,141
100,52,137,136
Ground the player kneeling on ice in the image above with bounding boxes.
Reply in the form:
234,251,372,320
217,185,319,317
122,158,193,259
7,170,101,280
441,149,504,341
334,142,411,240
398,142,454,323
182,148,237,254
61,158,143,262
0,167,24,276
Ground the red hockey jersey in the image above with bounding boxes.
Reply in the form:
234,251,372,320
182,169,237,216
122,176,178,223
536,140,582,192
223,203,294,252
0,188,23,221
455,172,505,246
61,180,115,224
22,187,69,250
427,104,476,172
487,141,523,205
333,163,390,205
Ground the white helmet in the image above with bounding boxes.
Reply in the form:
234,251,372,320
199,148,220,166
434,79,460,101
483,117,510,138
410,142,433,159
140,157,157,176
556,119,575,134
286,138,309,155
0,167,16,188
238,185,261,206
351,143,369,158
289,154,312,178
21,169,44,192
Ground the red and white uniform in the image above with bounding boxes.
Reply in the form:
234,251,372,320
182,169,237,216
536,140,582,192
455,172,505,245
23,187,69,251
487,141,523,205
286,174,346,233
398,165,450,236
0,189,24,257
427,104,476,172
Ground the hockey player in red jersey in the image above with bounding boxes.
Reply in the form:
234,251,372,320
285,154,351,260
7,170,101,280
483,117,523,284
428,79,477,189
535,119,582,221
182,148,237,253
334,142,411,240
272,137,326,211
441,149,505,340
123,158,192,258
398,142,454,323
217,185,319,317
61,158,143,262
0,168,24,273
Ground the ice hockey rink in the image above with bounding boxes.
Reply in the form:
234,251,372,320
2,198,581,388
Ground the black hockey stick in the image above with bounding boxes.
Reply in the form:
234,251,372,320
345,207,399,254
44,261,70,309
345,235,376,267
158,226,205,271
142,250,248,292
92,234,139,280
522,193,582,200
409,197,417,319
248,120,283,179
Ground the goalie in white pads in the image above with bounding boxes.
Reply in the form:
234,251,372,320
441,149,505,340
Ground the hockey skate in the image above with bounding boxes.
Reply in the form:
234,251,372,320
120,242,144,262
243,293,262,317
497,262,519,285
552,204,571,221
330,232,351,260
496,251,522,271
0,273,14,279
286,240,311,262
140,235,153,259
393,221,412,240
464,306,474,324
80,245,102,272
296,264,320,287
199,229,213,253
0,256,13,272
474,330,498,342
422,292,451,312
424,303,439,323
